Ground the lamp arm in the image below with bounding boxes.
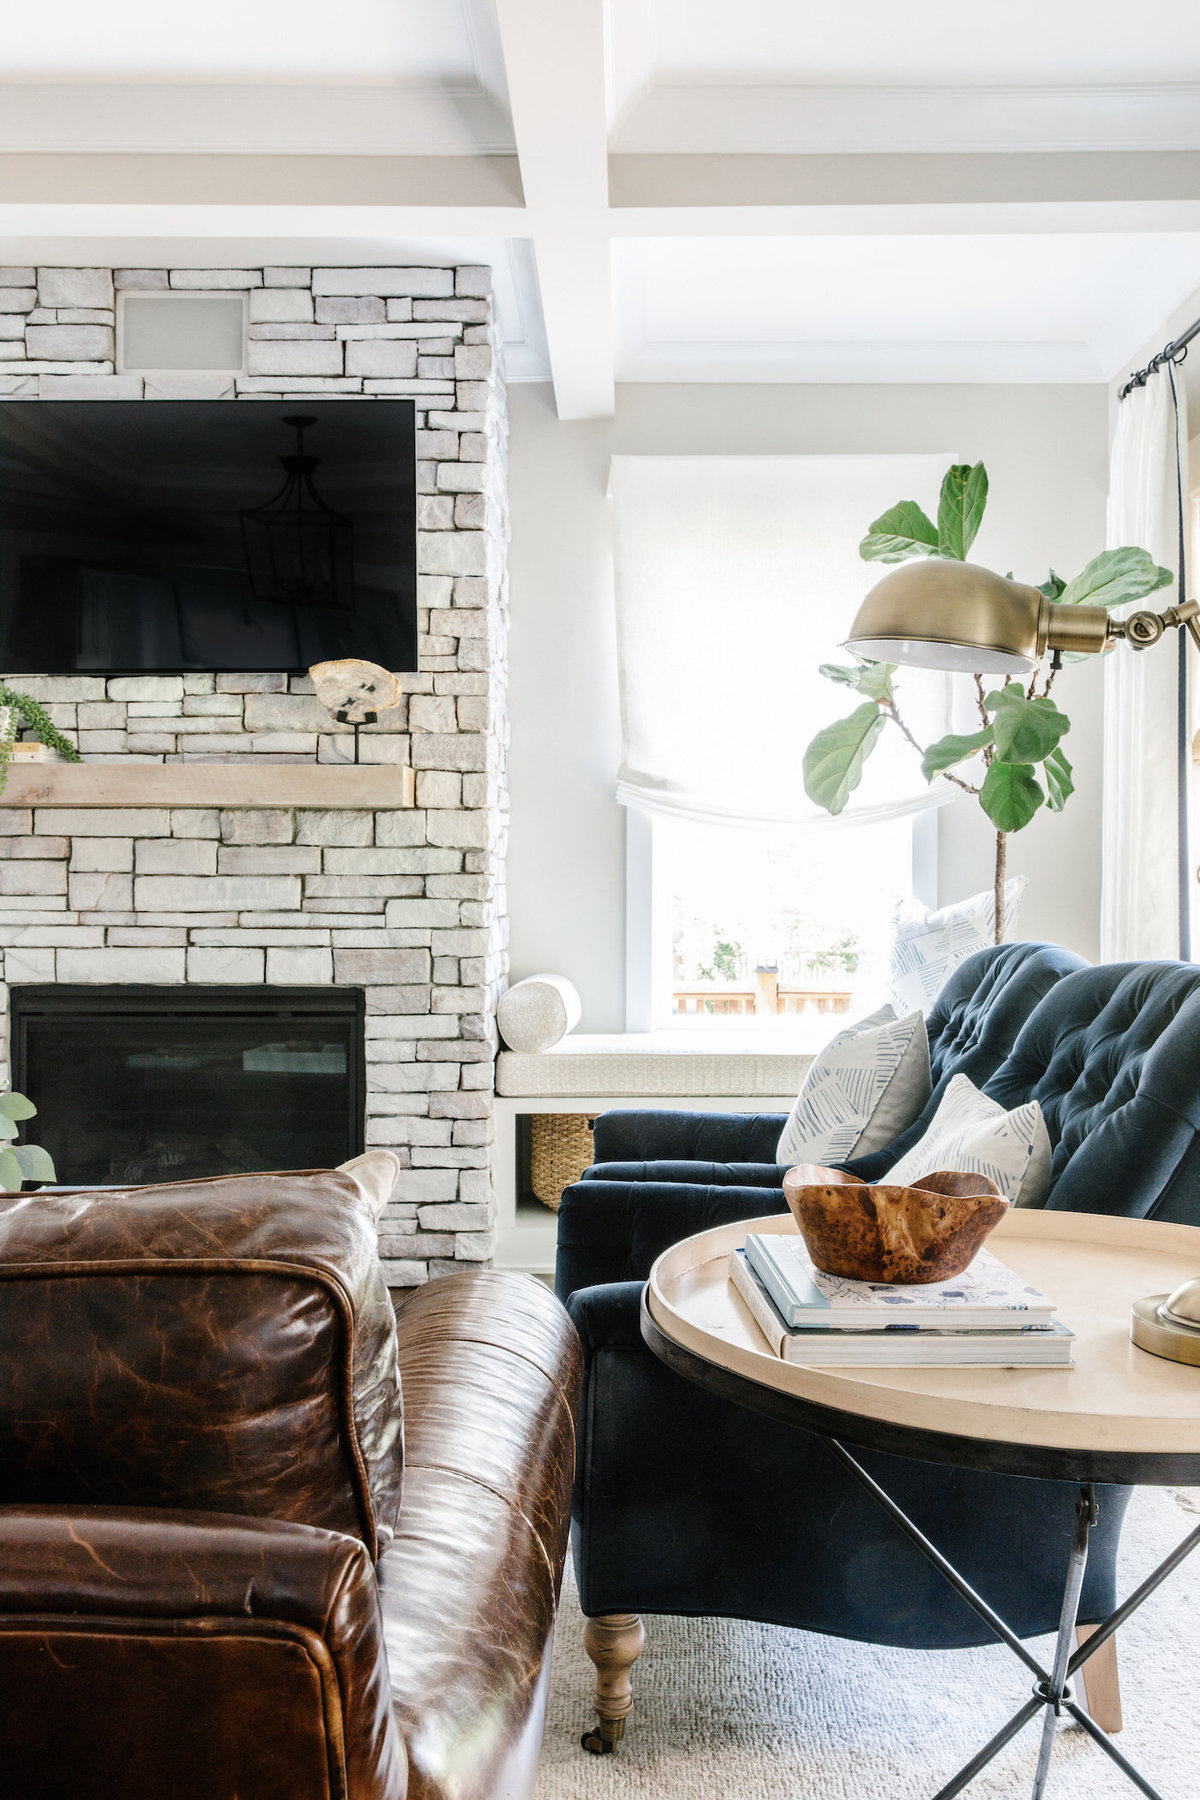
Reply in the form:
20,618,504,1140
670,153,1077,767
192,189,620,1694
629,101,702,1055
1104,597,1200,654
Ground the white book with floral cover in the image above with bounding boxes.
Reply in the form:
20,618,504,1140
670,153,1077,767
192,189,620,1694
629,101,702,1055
744,1232,1056,1331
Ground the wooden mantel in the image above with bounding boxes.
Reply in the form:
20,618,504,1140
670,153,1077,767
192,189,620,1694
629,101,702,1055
3,763,416,809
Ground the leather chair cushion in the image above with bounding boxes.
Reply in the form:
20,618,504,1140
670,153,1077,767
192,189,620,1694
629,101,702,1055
0,1171,403,1556
0,1504,407,1800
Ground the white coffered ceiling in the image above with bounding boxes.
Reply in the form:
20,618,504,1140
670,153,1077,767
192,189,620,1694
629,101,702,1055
4,0,1200,415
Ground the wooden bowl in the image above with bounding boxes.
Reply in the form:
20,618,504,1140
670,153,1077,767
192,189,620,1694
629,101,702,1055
781,1163,1009,1285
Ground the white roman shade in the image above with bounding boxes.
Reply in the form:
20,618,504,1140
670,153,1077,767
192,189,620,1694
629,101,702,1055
610,455,956,828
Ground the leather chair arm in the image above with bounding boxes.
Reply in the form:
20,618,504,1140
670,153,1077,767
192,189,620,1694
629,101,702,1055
556,1179,787,1300
381,1272,582,1800
591,1109,788,1166
0,1504,406,1800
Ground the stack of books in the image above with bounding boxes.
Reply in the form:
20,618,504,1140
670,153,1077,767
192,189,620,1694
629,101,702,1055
730,1231,1073,1367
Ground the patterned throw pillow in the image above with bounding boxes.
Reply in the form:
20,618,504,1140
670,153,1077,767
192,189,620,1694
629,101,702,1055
887,878,1027,1016
885,1072,1052,1207
776,1006,932,1167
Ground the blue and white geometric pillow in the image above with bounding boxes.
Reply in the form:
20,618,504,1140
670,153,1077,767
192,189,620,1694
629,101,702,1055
776,1007,932,1168
884,1072,1052,1208
886,878,1027,1017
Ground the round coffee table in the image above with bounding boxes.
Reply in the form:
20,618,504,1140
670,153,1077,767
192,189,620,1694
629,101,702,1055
641,1208,1200,1800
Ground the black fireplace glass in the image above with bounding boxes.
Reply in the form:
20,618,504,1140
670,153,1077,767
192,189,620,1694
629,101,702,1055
10,986,365,1186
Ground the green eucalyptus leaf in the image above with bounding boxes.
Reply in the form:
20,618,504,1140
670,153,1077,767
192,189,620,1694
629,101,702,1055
803,702,886,816
859,500,940,563
817,660,895,703
12,1142,55,1181
980,759,1044,833
985,687,1071,763
0,1115,19,1141
1038,571,1066,601
0,1090,37,1121
1043,746,1075,813
0,1147,22,1190
920,726,993,782
936,462,988,561
1057,547,1173,610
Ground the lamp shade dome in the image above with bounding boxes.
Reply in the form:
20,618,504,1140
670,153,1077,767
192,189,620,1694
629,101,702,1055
845,560,1046,675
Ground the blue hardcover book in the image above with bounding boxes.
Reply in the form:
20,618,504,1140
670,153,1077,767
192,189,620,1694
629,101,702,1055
743,1231,1056,1332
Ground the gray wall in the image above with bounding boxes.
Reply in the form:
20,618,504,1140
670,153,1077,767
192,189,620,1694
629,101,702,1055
506,381,1110,1030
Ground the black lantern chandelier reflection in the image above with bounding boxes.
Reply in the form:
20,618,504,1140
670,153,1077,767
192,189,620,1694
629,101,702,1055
239,415,356,611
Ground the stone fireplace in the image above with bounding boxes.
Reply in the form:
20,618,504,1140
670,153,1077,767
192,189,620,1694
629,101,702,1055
0,261,509,1284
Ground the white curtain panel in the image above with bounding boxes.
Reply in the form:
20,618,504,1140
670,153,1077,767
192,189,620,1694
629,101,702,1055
610,454,957,829
1102,371,1191,961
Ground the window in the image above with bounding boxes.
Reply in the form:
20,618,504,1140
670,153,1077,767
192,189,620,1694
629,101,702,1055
637,810,933,1038
611,453,953,1035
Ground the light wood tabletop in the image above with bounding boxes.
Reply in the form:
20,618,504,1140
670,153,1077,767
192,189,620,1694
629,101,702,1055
644,1209,1200,1482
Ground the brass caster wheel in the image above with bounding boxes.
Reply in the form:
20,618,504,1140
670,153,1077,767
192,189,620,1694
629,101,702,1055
580,1718,625,1756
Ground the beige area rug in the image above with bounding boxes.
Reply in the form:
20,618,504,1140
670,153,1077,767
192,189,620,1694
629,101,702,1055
537,1487,1200,1799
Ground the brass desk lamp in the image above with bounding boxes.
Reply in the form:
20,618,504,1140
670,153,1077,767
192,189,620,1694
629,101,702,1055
843,558,1200,1365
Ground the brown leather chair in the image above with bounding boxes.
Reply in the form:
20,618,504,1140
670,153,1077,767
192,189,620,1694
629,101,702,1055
0,1169,582,1800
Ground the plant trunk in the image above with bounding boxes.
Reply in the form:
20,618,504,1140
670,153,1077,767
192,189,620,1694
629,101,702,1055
994,830,1007,944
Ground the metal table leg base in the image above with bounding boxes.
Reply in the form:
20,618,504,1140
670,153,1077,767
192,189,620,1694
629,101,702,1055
823,1441,1199,1799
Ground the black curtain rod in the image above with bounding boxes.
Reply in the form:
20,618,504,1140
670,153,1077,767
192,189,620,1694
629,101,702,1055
1119,314,1200,400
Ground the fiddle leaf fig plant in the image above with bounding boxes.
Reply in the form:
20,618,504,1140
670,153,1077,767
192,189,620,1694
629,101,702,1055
0,1087,56,1190
802,461,1173,940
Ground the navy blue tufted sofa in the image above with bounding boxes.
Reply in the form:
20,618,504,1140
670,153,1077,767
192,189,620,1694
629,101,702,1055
556,947,1200,1742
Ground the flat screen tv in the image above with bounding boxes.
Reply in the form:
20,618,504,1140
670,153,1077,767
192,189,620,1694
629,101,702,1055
0,399,417,673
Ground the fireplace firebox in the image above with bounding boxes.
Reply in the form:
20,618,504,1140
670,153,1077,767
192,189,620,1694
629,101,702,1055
10,986,365,1186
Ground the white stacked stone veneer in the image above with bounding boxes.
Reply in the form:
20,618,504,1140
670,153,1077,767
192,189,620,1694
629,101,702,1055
0,263,509,1284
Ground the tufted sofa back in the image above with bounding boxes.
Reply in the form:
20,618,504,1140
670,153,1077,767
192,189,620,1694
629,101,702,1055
925,941,1089,1086
980,961,1200,1222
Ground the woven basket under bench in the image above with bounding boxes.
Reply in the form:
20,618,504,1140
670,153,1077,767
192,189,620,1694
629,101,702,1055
529,1112,600,1211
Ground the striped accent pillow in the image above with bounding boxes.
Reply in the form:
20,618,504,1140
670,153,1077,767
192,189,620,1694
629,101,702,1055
887,879,1026,1016
885,1072,1052,1208
776,1007,931,1168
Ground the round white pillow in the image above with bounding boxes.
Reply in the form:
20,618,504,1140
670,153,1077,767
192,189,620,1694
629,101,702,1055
497,974,582,1053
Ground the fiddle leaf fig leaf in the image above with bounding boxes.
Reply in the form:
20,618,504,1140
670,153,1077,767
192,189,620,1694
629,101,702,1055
980,759,1044,833
12,1143,54,1182
818,660,896,703
802,702,886,816
1043,746,1075,813
936,462,989,561
859,500,940,563
0,1147,22,1190
985,687,1071,763
0,1090,36,1121
1057,547,1173,610
920,727,993,782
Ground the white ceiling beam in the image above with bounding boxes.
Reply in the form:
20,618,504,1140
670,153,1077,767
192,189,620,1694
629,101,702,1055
609,150,1200,211
0,154,524,210
493,0,613,418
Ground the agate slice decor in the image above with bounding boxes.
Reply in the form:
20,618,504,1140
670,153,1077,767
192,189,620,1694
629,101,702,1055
781,1163,1008,1285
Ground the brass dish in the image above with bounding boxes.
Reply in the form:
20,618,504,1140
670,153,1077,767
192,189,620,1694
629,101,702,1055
781,1163,1009,1285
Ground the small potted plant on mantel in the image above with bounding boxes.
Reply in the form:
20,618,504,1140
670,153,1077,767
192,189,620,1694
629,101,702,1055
800,461,1172,941
0,684,81,796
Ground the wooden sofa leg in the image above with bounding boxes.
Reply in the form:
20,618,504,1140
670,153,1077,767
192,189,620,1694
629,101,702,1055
1075,1625,1123,1733
580,1613,645,1754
